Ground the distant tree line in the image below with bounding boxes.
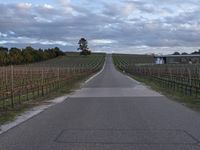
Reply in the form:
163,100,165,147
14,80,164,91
172,49,200,55
0,46,65,66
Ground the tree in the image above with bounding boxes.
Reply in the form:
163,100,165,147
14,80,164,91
54,47,65,56
77,38,91,55
9,47,23,64
0,47,9,65
22,46,35,63
172,52,180,55
191,49,200,55
0,46,65,65
181,52,188,55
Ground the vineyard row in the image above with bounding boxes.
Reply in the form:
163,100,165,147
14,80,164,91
0,54,105,111
113,54,200,98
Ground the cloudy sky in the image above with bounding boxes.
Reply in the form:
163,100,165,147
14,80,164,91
0,0,200,54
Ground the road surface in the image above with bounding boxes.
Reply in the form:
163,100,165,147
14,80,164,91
1,55,200,150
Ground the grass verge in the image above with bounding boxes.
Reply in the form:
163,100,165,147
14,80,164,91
0,73,92,125
129,74,200,111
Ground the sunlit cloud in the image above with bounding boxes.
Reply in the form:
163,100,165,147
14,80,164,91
17,3,32,9
91,39,117,45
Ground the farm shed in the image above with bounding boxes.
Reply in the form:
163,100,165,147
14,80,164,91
154,55,200,64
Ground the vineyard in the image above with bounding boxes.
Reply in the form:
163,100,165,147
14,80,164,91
113,54,200,99
0,53,105,111
112,53,154,68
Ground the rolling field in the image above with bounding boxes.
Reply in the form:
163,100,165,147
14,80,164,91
0,53,105,112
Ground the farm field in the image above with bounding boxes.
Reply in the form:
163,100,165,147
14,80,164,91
0,53,105,114
113,54,200,108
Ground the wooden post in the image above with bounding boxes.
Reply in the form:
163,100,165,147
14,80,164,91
26,87,29,101
188,68,191,85
42,68,44,96
5,67,8,90
37,80,40,96
3,93,5,110
58,68,60,88
18,89,21,104
11,65,14,108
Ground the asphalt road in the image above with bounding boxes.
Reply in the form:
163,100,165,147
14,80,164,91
1,55,200,150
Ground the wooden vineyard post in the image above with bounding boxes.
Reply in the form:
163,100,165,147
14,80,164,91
188,68,192,96
11,65,14,108
169,68,172,88
31,67,34,99
18,88,21,105
57,68,60,88
37,80,39,96
42,68,44,96
5,67,8,91
188,68,192,85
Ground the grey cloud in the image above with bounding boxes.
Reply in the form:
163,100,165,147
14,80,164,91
0,1,200,54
